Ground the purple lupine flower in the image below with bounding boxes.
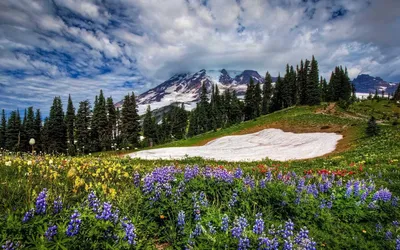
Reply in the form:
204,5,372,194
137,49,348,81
376,223,383,233
203,166,213,179
184,165,199,181
143,173,155,194
193,202,201,221
96,202,113,220
234,167,243,179
164,183,172,197
296,178,305,193
177,210,185,231
221,214,229,232
66,210,81,237
282,219,294,239
396,236,400,250
35,188,47,215
385,230,392,240
368,202,378,209
88,191,99,212
345,185,353,198
53,196,62,214
306,184,319,198
199,191,208,207
208,222,216,234
192,223,202,237
213,168,234,183
265,171,273,182
238,237,250,250
253,213,264,235
22,208,34,223
133,172,140,187
121,219,136,245
1,240,20,250
283,239,293,250
231,216,248,239
150,183,162,202
392,196,399,207
336,178,343,187
259,237,279,250
326,200,333,209
260,178,266,188
277,171,283,180
393,221,399,227
44,225,57,241
373,188,392,202
229,191,238,208
244,175,255,189
319,200,326,209
294,227,309,244
353,181,360,196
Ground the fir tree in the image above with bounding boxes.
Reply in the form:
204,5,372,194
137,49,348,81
282,64,292,107
198,83,210,133
66,94,75,146
0,109,6,148
96,90,110,150
107,97,117,141
5,111,20,151
120,92,140,147
306,56,321,105
188,105,199,137
229,91,242,124
254,82,262,117
25,107,36,151
262,72,273,115
271,75,283,112
21,109,28,151
142,106,157,146
48,97,67,153
244,78,255,120
34,109,42,152
366,116,380,137
394,83,400,101
75,100,91,153
41,117,50,153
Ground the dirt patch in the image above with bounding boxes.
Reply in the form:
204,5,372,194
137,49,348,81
315,102,337,115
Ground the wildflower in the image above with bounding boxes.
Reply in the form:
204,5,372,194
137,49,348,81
231,216,248,239
282,219,294,239
44,225,57,241
375,223,383,233
392,196,399,207
35,188,47,215
53,196,62,214
385,230,392,240
66,210,81,237
27,160,32,165
234,167,243,178
133,172,140,187
96,202,118,222
5,161,11,167
1,240,20,250
253,213,264,235
396,236,400,250
208,222,216,234
373,188,392,202
88,191,99,212
238,237,250,250
228,191,238,208
393,221,399,227
259,237,279,250
22,208,34,223
221,214,229,232
193,202,201,221
192,223,203,237
199,191,208,207
121,219,137,245
283,239,293,250
244,175,255,189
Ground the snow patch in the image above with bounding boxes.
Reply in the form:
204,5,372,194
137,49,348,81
128,129,342,162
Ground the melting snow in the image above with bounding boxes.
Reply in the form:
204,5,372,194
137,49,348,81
129,128,342,162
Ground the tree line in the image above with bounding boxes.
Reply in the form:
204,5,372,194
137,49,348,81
2,55,400,154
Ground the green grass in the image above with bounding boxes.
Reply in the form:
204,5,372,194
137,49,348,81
348,99,400,122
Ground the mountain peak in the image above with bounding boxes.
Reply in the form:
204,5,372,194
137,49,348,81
352,74,398,93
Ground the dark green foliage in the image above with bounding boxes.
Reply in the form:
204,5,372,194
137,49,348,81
0,110,6,148
120,92,140,147
244,78,256,120
306,56,321,105
48,97,67,153
24,107,36,151
394,84,400,101
197,83,211,133
328,66,352,103
106,97,117,142
75,100,91,153
5,110,21,151
142,106,158,146
41,117,50,153
92,90,110,151
271,75,283,111
34,109,42,152
188,104,199,137
66,95,75,146
281,64,292,107
262,72,273,115
366,116,380,137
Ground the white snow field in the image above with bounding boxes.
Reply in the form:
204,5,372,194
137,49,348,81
129,128,343,162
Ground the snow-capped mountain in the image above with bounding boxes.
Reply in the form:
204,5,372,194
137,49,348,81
117,69,271,114
352,74,399,94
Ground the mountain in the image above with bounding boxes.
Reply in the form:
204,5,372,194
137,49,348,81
352,74,399,94
117,69,273,114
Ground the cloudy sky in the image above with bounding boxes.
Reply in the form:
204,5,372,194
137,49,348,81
0,0,399,114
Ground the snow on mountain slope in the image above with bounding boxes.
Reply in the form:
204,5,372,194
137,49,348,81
117,69,268,115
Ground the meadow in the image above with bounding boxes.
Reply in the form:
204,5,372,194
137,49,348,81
1,101,400,249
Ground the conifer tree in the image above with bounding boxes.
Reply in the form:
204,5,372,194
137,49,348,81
282,64,292,107
366,116,380,137
244,78,255,120
271,75,283,111
143,106,157,146
48,97,67,153
75,100,91,153
254,82,262,117
394,83,400,101
25,107,35,151
306,56,321,105
0,109,6,148
262,72,273,115
107,97,117,141
34,109,42,152
90,95,99,151
66,94,75,146
188,105,199,137
120,92,140,146
21,109,28,151
230,91,242,124
172,104,188,140
197,83,210,133
5,111,20,151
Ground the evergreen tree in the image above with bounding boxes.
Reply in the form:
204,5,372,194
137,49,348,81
254,81,262,117
48,97,67,153
366,116,380,137
306,56,321,105
320,77,328,102
282,64,292,107
25,107,36,151
34,109,42,152
142,106,157,146
21,109,28,151
5,111,20,151
188,105,199,137
298,60,308,105
75,100,91,153
374,89,379,100
0,109,6,148
41,117,50,153
197,83,210,133
172,104,188,140
271,75,283,112
107,97,117,142
229,91,243,124
262,72,273,115
90,95,99,151
93,90,109,151
66,95,75,146
289,65,297,105
244,78,255,120
394,83,400,101
120,93,140,147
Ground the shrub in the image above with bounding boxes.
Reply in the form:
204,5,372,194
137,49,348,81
366,116,380,136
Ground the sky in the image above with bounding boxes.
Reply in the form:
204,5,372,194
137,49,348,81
0,0,400,115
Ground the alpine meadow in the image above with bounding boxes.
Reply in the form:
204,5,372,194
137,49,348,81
1,1,400,250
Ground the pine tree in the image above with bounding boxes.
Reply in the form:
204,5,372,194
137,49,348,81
271,75,283,112
25,107,35,151
0,109,6,148
107,97,117,142
5,111,20,151
254,81,262,117
120,93,140,147
34,109,42,152
244,78,255,120
394,83,400,101
198,83,210,133
262,72,273,115
366,116,380,137
172,104,188,140
306,56,320,105
143,106,157,146
48,97,67,153
188,105,199,137
98,90,110,150
21,109,28,151
66,94,75,146
374,89,379,100
298,60,308,105
282,64,292,108
41,117,50,153
75,100,91,154
230,91,242,124
90,95,99,152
